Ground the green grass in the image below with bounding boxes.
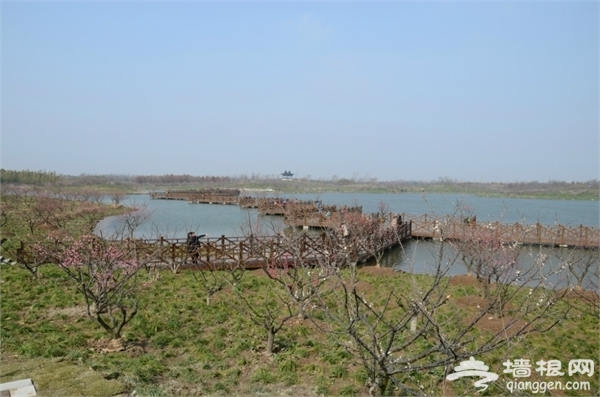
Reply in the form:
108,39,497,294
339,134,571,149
1,262,598,396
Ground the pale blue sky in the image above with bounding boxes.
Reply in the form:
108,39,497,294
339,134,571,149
2,2,598,182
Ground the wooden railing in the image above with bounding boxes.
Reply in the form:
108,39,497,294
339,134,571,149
150,189,240,203
9,214,595,274
406,214,599,248
252,198,362,217
120,223,409,270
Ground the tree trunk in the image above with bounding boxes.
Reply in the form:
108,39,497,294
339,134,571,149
266,329,275,355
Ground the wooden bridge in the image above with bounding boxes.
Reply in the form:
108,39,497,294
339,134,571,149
125,217,598,272
8,214,597,273
131,221,411,271
407,214,600,248
254,198,361,218
150,192,362,219
124,216,598,272
147,192,598,249
150,189,240,204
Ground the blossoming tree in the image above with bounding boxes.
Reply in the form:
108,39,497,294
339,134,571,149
34,234,156,338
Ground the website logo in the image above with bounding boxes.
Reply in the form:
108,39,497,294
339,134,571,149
446,357,499,392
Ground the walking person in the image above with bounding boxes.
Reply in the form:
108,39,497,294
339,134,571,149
187,231,207,264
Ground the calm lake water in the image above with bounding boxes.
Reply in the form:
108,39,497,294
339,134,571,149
95,192,599,283
96,192,599,239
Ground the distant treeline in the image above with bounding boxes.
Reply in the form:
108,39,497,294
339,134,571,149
134,175,232,184
0,170,234,186
2,169,597,196
0,169,61,185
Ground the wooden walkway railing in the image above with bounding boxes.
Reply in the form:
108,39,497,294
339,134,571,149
150,193,364,217
131,222,411,270
146,193,598,249
106,215,600,274
238,197,362,217
150,189,240,204
407,214,599,248
8,214,596,273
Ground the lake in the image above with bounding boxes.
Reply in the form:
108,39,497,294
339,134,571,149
95,192,598,284
96,192,599,239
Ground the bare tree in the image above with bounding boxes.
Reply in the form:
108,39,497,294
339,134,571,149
220,215,334,355
559,246,599,315
117,202,153,239
307,234,570,396
189,237,245,306
451,223,526,315
235,206,571,396
228,264,297,355
562,247,599,291
111,192,127,206
255,230,344,319
191,263,226,306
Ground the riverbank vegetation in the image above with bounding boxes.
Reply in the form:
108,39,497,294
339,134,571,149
2,169,598,200
0,191,598,396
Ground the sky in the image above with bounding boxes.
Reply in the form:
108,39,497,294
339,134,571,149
1,1,598,182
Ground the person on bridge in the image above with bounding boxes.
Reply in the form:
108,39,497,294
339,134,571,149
187,231,207,264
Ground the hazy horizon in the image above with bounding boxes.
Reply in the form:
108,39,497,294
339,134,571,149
2,167,598,185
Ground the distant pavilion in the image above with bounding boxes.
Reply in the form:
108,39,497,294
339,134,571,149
281,170,294,180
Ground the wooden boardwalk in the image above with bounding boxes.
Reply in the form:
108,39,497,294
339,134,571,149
408,214,600,248
147,192,599,248
132,222,411,271
130,216,597,273
150,189,240,204
150,192,363,216
9,214,597,273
